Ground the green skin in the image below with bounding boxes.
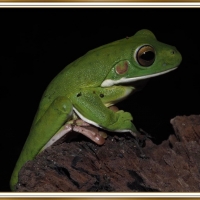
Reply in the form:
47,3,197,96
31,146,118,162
10,29,182,191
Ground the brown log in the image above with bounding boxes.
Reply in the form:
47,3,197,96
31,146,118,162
16,115,200,192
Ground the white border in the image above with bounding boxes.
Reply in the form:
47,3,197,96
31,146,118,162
0,2,200,7
0,192,200,198
1,3,200,198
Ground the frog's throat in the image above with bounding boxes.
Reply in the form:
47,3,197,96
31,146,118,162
73,107,132,133
101,67,177,87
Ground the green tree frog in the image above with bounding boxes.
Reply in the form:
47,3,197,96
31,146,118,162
10,29,182,191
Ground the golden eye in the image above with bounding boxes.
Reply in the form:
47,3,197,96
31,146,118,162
136,45,155,67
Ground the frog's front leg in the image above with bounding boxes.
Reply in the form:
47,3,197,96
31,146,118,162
10,96,73,191
70,86,139,137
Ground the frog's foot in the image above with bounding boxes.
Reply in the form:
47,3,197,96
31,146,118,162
41,119,107,152
73,124,107,145
108,106,148,158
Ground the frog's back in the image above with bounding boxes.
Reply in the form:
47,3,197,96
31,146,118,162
32,36,136,125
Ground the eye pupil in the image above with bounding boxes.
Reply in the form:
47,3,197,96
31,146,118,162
140,51,155,61
136,45,155,67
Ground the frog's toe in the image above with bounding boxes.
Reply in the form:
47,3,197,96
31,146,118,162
73,125,106,145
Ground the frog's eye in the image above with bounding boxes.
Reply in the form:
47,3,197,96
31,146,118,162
136,45,155,67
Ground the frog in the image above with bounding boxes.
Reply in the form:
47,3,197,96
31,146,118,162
10,29,182,191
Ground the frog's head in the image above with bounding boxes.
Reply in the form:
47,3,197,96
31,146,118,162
101,29,182,87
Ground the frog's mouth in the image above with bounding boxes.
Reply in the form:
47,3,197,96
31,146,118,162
101,67,177,87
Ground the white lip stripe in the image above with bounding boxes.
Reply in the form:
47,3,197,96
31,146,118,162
73,67,177,133
101,67,177,87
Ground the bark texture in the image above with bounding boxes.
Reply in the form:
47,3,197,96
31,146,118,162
16,115,200,192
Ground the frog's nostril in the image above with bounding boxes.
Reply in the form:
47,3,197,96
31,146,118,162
171,50,175,55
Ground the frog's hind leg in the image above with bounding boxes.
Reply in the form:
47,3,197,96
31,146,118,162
41,118,107,151
10,96,74,191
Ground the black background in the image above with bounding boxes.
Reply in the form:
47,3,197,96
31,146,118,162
0,8,200,191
